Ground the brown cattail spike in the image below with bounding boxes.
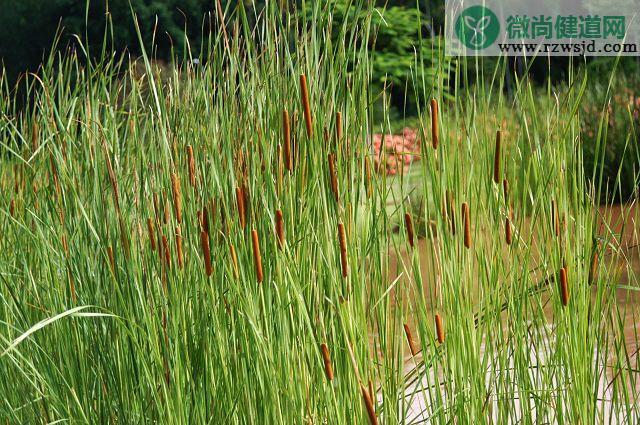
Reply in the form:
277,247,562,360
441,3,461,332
430,98,439,149
236,187,246,229
336,111,343,143
405,213,415,248
300,74,313,138
175,226,184,269
171,173,182,223
320,343,334,381
107,246,115,273
462,202,471,249
200,231,212,276
560,267,569,306
9,199,15,217
147,218,156,251
186,145,196,188
283,109,292,172
505,217,512,245
403,324,419,356
493,130,502,184
275,209,285,249
435,314,445,344
229,243,239,279
338,223,348,278
251,229,263,283
162,236,171,269
360,384,378,425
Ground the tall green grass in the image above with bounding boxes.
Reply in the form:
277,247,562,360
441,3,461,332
0,1,638,423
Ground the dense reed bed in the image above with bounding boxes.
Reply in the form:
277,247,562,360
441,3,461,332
1,1,639,423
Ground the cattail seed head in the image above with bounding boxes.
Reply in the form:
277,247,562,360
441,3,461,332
435,314,445,344
338,222,348,278
229,243,239,279
186,145,196,188
162,235,171,269
403,323,419,356
164,191,170,225
175,226,184,269
560,267,569,306
430,98,439,149
493,130,502,184
9,199,15,217
462,202,471,249
283,109,292,172
236,186,246,229
336,111,343,142
320,343,334,381
200,230,212,276
107,245,115,273
171,172,182,223
153,192,160,221
147,218,156,251
505,217,512,245
360,384,378,425
251,229,263,283
404,213,415,249
275,209,285,249
300,74,313,138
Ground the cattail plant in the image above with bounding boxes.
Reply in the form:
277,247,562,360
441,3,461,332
430,98,439,149
320,343,334,381
328,153,339,202
175,226,184,269
236,186,246,229
171,172,182,223
229,243,239,279
9,199,15,217
404,213,415,249
300,74,313,138
446,191,456,235
403,324,419,356
164,191,171,225
559,267,569,306
147,218,156,251
275,209,285,249
153,192,160,220
338,222,348,278
435,314,445,344
336,111,343,142
283,109,292,172
493,130,502,184
107,245,115,273
505,217,512,245
251,229,263,283
200,230,212,276
162,235,171,269
186,145,196,188
462,202,471,248
360,384,378,425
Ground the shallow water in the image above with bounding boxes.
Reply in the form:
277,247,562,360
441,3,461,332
385,204,640,422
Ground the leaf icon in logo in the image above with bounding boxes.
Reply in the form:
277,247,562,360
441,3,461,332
464,14,492,47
